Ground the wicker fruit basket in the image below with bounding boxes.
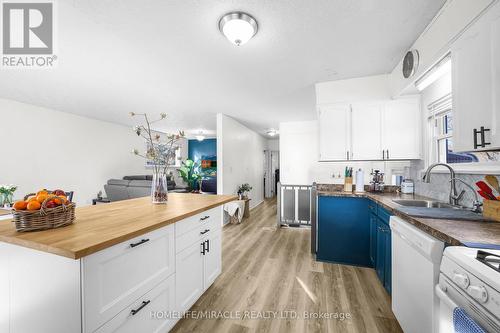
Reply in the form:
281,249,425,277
12,194,76,232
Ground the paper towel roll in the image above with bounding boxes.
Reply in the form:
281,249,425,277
355,169,365,193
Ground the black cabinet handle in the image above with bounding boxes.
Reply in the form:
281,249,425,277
474,126,491,149
131,300,150,315
201,242,206,255
200,216,210,221
205,239,210,253
200,229,210,235
382,150,385,160
130,238,149,248
386,150,389,160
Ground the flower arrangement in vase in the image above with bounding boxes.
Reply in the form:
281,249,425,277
237,183,252,200
130,112,184,204
0,184,17,207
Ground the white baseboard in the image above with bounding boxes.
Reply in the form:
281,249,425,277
250,200,264,210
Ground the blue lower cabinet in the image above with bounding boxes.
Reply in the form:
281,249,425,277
375,216,392,295
375,219,386,283
383,225,392,294
317,196,370,267
369,213,377,267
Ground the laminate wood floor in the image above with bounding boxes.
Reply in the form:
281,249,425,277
172,198,402,333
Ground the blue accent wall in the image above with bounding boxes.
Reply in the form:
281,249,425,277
188,139,216,163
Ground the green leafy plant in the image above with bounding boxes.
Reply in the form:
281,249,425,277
177,159,200,192
237,183,252,198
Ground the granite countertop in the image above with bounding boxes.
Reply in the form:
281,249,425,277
317,190,500,247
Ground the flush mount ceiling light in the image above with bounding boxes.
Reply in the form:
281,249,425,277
195,131,205,141
219,12,258,46
267,129,278,137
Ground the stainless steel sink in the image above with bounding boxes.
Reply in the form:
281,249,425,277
392,199,489,221
392,199,455,209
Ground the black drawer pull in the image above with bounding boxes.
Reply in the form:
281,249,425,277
130,238,150,248
131,300,150,315
205,239,210,253
201,242,206,255
200,216,210,221
200,229,210,235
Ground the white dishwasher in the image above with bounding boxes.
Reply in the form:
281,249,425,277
390,216,445,333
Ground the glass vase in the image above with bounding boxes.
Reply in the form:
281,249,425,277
4,193,13,207
151,171,168,204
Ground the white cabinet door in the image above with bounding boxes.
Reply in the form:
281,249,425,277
383,97,421,160
95,275,177,333
452,8,495,152
318,104,351,161
491,7,500,148
203,230,222,290
351,102,383,160
82,225,175,333
176,240,204,313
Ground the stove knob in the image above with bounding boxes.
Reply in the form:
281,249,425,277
468,285,488,303
452,272,470,289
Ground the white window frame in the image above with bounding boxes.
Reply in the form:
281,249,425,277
424,93,500,175
427,93,452,165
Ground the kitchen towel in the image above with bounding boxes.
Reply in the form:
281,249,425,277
224,201,245,223
453,307,486,333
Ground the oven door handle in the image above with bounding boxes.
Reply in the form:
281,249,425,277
435,284,458,309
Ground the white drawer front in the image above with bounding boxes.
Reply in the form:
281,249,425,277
82,225,175,333
95,275,176,333
175,207,220,237
176,215,221,255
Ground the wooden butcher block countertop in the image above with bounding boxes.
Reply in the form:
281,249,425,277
0,193,237,259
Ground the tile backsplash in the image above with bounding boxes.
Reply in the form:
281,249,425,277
410,160,488,208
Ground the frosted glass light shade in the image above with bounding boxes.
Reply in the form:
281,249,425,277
219,12,258,46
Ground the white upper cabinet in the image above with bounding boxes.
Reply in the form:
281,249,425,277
351,102,383,160
383,97,421,160
452,2,500,152
491,8,500,148
318,98,421,161
318,104,351,161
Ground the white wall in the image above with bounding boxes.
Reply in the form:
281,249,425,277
279,121,410,186
316,75,390,105
217,114,266,209
0,99,147,206
266,139,279,151
390,0,495,96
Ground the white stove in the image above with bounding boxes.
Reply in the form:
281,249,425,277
437,246,500,333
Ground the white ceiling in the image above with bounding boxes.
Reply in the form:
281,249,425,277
0,0,446,138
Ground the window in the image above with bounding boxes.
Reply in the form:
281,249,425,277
428,94,477,164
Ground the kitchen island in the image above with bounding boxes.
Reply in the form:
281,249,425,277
0,193,236,333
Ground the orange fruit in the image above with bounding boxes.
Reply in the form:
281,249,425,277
13,201,28,210
36,189,48,196
27,196,37,202
36,193,49,204
53,195,67,205
27,201,41,211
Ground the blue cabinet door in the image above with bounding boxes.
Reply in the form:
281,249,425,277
317,196,370,267
384,226,392,294
369,213,377,267
375,219,385,283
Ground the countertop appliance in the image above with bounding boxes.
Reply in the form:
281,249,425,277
390,216,445,333
436,246,500,333
369,169,385,192
401,179,415,194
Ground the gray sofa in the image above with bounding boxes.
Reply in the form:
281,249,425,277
104,175,187,202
